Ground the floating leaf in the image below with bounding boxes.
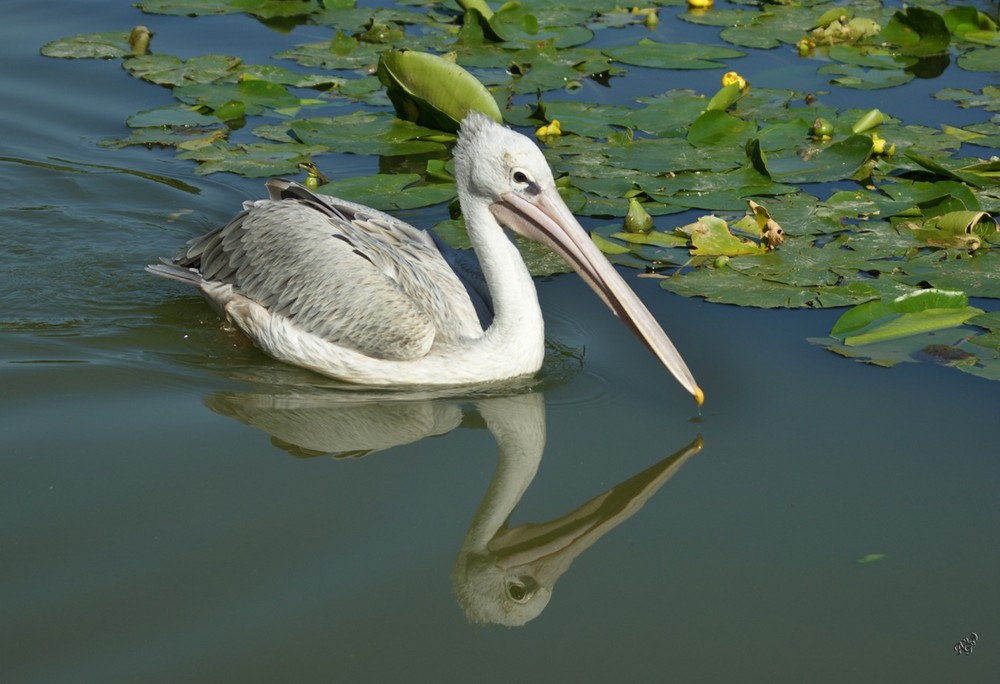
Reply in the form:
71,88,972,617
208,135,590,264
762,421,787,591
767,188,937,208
377,50,501,133
857,553,888,564
317,174,455,211
126,104,221,128
537,101,632,139
591,231,631,255
135,0,250,16
661,264,886,309
177,141,326,176
749,135,874,184
958,47,1000,72
603,40,745,70
879,7,950,56
687,110,754,148
40,31,135,59
905,153,1000,188
173,79,306,116
820,64,914,90
123,54,241,86
830,289,984,346
905,210,999,250
680,215,766,257
290,113,447,157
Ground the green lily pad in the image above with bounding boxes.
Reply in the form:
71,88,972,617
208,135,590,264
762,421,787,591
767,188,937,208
749,135,874,184
933,85,1000,112
661,264,886,309
631,90,709,136
958,47,1000,72
537,101,633,139
906,154,1000,188
178,141,327,176
135,0,250,16
818,63,915,90
687,110,755,148
123,54,241,86
603,39,746,70
39,31,135,59
290,113,448,157
905,210,999,250
173,79,309,117
317,174,456,211
879,7,951,56
377,50,501,133
126,104,222,128
830,289,984,346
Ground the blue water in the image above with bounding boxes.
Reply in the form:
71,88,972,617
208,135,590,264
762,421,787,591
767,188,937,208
2,1,998,682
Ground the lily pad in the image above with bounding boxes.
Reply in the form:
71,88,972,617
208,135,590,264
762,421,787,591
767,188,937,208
830,289,984,346
879,7,951,56
177,141,327,176
749,135,874,184
603,40,746,70
377,50,501,133
40,31,135,59
681,215,767,257
123,54,241,86
290,113,448,157
958,47,1000,72
317,174,456,211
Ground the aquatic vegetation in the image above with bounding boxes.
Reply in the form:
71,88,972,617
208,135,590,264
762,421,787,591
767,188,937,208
40,0,1000,379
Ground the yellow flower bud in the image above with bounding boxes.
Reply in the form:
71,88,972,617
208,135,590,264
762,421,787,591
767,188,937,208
535,119,562,140
721,71,748,93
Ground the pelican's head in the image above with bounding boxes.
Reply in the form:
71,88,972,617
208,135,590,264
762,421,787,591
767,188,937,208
454,112,704,407
453,111,556,207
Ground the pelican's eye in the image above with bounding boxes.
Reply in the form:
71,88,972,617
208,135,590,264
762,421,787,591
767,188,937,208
511,169,540,195
507,582,529,602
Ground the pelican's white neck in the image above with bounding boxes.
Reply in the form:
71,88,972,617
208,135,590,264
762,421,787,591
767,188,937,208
462,199,545,371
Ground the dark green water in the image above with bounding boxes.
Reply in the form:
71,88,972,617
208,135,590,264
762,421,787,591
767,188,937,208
2,2,998,682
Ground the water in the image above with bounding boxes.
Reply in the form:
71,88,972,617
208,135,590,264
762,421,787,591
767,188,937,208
2,1,998,682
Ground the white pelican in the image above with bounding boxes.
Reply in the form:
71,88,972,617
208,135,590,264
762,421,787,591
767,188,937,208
148,112,703,404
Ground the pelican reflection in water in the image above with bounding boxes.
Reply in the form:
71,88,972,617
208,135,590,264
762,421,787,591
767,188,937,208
149,113,703,404
207,387,704,626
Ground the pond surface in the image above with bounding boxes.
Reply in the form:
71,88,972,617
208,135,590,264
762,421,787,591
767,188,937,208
2,1,998,682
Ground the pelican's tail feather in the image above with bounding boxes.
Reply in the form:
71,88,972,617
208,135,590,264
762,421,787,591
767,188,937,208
145,260,204,287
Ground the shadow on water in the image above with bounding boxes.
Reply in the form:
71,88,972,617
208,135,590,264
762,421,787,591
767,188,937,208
205,385,703,627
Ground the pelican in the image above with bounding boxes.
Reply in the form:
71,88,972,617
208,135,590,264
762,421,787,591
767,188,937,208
148,112,703,404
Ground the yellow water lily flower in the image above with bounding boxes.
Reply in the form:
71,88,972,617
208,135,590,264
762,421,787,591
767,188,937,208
535,119,562,140
795,37,816,56
688,0,713,8
871,133,894,156
722,71,748,93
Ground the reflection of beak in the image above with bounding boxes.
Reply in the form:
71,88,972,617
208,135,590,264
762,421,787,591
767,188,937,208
492,189,704,406
489,435,705,586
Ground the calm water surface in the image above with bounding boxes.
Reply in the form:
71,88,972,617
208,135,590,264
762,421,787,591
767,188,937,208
2,2,998,682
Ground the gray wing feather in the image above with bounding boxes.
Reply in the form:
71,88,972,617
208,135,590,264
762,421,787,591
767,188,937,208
161,180,483,361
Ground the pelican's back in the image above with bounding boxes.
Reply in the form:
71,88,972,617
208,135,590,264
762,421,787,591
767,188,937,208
149,180,487,361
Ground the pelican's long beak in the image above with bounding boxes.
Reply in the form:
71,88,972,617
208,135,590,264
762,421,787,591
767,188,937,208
492,188,704,406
